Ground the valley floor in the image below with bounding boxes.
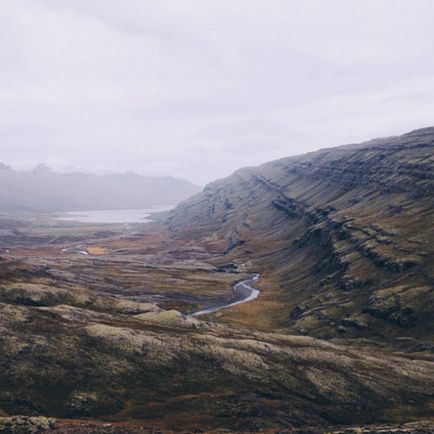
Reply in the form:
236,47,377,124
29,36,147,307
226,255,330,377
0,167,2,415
0,212,433,433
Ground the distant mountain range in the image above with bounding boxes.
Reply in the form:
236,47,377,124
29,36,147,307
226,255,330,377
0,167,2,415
0,164,201,212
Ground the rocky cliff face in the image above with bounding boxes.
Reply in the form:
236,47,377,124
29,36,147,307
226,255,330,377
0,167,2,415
167,127,434,342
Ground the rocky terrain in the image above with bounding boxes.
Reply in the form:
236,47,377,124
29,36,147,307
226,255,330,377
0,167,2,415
0,127,433,433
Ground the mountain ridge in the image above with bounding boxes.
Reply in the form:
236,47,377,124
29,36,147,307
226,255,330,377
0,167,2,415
166,127,434,342
0,167,201,213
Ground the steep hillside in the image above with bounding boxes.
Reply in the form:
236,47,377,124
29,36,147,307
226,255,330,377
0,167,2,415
167,127,434,343
0,166,200,212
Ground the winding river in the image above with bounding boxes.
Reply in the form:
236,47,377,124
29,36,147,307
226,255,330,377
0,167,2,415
189,273,260,317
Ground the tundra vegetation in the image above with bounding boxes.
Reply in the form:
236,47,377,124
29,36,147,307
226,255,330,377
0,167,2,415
0,128,433,433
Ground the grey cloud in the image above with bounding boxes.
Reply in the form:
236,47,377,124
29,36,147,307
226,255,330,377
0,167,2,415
1,0,434,183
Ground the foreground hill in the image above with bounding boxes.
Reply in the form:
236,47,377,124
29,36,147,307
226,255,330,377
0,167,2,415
0,165,200,212
168,127,434,344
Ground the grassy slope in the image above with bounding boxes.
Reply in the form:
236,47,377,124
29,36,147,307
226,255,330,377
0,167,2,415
167,127,434,345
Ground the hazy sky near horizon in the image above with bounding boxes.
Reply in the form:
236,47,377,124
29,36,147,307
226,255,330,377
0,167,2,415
1,0,434,184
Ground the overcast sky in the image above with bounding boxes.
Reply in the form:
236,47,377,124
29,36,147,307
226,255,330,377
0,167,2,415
1,0,434,184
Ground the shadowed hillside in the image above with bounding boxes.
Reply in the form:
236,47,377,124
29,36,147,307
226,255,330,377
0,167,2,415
167,127,434,343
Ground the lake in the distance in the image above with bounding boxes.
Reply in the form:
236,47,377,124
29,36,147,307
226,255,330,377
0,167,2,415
55,205,174,224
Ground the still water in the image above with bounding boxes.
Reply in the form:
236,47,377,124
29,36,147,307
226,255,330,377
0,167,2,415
55,205,174,224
